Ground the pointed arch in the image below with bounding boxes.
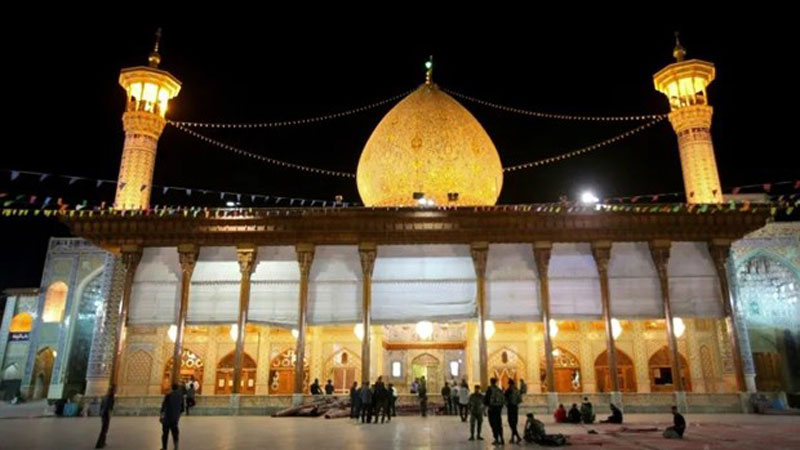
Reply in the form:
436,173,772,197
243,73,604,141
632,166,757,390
323,348,361,394
648,346,691,392
594,349,637,393
269,348,309,394
540,347,581,393
215,351,256,395
162,347,204,394
489,347,525,389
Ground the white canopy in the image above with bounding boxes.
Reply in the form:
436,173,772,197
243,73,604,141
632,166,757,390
128,247,181,325
486,244,540,320
549,243,602,318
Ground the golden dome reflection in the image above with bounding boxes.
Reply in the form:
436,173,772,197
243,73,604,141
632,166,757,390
356,83,504,207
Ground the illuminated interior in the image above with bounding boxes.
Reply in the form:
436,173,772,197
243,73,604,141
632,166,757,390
42,281,68,323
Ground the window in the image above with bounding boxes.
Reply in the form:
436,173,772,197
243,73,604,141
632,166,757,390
391,361,402,378
43,282,68,323
449,361,459,377
9,313,33,332
653,368,673,385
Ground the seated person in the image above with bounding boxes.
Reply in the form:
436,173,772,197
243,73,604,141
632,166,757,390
663,406,686,439
524,413,567,446
567,403,582,424
553,404,567,423
580,397,595,424
600,403,623,424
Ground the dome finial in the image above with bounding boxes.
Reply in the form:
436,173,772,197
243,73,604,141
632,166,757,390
148,28,163,68
425,55,434,85
673,31,686,62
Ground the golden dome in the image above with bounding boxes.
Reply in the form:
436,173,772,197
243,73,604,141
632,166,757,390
356,84,503,207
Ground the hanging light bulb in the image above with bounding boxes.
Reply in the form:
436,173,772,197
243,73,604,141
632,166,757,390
229,324,238,342
415,321,434,340
291,328,299,339
354,323,364,341
549,319,559,338
167,324,177,343
484,320,496,340
611,318,622,340
673,317,686,338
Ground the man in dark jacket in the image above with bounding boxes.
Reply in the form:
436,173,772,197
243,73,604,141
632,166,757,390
359,381,373,423
484,377,505,445
663,406,686,439
373,376,389,423
505,379,523,443
418,376,428,417
567,403,582,424
601,403,623,424
160,383,184,450
325,379,335,395
349,381,359,418
441,381,451,415
94,385,115,448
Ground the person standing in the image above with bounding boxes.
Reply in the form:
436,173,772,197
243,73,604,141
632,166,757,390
580,397,595,424
388,383,397,418
349,381,359,419
458,379,470,422
373,376,389,423
484,377,506,445
519,379,527,395
160,383,184,450
467,384,484,441
450,381,460,416
418,376,428,417
663,406,686,439
94,385,115,448
505,379,523,443
325,379,335,396
441,382,451,415
184,381,196,416
359,381,372,423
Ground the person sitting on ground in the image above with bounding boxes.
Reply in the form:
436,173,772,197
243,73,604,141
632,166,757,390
580,397,595,424
567,403,582,424
325,379,335,395
663,406,686,439
553,403,567,423
600,403,623,424
524,412,567,446
310,378,323,396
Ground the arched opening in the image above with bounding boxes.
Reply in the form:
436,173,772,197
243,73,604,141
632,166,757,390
411,353,441,394
161,348,204,395
594,349,637,393
323,349,361,394
648,346,692,392
489,348,525,389
9,313,33,333
42,282,68,323
269,348,309,394
737,254,800,392
1,363,21,401
540,347,582,393
64,272,104,397
215,352,257,395
30,347,55,399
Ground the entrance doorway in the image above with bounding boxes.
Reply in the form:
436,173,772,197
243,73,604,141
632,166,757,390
540,347,582,393
268,348,309,394
215,352,257,395
594,349,637,393
648,346,692,392
412,353,440,394
30,347,55,399
162,349,204,394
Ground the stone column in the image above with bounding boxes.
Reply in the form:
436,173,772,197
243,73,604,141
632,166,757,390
471,242,489,389
233,245,257,394
592,241,621,403
649,240,686,410
294,244,314,399
533,242,556,409
708,239,748,392
359,243,377,384
109,246,142,388
172,244,198,384
0,296,17,374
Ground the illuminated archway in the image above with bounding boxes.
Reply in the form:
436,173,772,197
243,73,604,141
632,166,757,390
215,352,257,395
411,353,441,394
42,282,68,323
540,347,581,393
648,346,692,392
489,348,525,389
323,349,361,394
268,348,309,394
594,349,637,393
162,348,204,394
30,347,55,399
9,313,33,333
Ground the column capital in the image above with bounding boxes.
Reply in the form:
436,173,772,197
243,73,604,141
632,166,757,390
359,242,377,278
236,244,258,276
177,244,199,276
591,241,612,273
533,242,552,279
120,245,142,272
295,243,315,276
707,239,732,269
648,239,671,272
470,242,489,278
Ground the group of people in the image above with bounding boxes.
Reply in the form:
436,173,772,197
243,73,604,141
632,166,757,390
349,376,398,424
551,397,686,440
309,378,336,396
440,379,470,420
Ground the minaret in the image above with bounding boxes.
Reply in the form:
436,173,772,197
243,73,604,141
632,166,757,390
115,29,181,210
653,33,722,204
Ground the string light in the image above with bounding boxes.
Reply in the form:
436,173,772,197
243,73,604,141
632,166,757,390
443,87,668,122
170,90,414,129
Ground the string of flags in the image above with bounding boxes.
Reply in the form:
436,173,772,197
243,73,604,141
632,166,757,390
0,199,796,219
443,88,669,122
1,169,358,208
169,89,414,129
604,180,800,203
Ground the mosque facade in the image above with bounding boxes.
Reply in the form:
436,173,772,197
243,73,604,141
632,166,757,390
1,37,798,414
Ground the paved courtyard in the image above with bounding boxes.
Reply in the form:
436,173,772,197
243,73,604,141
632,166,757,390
1,412,799,449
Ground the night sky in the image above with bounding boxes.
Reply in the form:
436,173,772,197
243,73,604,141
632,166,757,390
1,16,796,293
